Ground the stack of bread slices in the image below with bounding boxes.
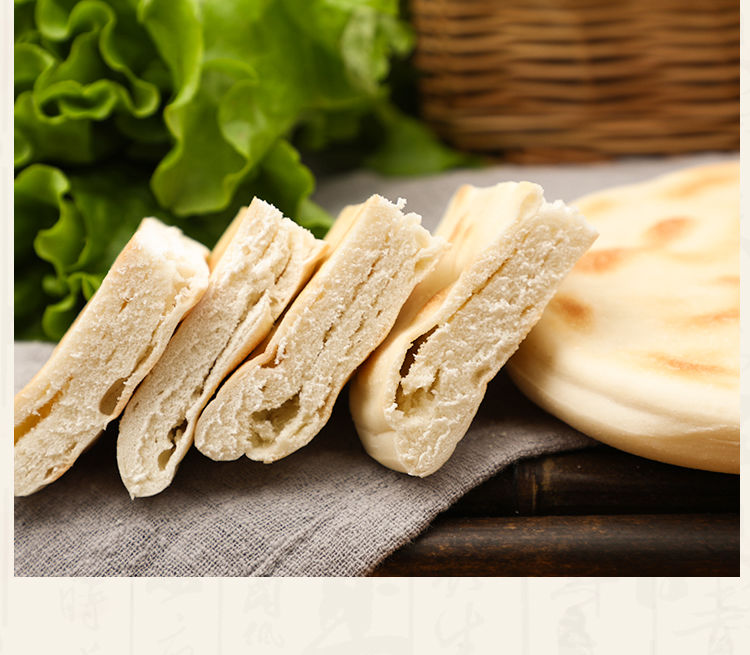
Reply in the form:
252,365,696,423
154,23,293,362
15,180,601,497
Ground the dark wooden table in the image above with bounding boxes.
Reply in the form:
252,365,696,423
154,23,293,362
370,445,739,576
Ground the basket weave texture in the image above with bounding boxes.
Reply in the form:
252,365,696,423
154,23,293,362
411,0,739,162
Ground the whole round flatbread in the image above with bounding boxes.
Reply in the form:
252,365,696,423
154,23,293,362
507,161,739,474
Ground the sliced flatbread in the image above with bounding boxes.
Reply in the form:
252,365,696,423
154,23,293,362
117,199,326,497
507,161,740,474
194,195,445,463
14,218,210,496
350,182,597,476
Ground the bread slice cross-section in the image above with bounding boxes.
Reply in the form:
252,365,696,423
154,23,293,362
349,182,597,477
116,199,326,497
194,195,445,463
14,218,210,496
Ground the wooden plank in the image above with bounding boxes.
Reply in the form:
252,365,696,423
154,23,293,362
446,447,739,517
370,514,739,576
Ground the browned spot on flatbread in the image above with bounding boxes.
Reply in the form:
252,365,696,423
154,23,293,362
714,275,739,285
453,185,473,204
689,308,739,326
446,214,474,245
662,167,737,199
574,248,630,274
548,295,592,329
415,285,453,321
645,352,731,378
578,197,615,217
643,216,693,247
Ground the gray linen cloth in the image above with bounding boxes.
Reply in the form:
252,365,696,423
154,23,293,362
14,153,730,577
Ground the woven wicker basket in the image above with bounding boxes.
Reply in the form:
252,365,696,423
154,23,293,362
410,0,739,162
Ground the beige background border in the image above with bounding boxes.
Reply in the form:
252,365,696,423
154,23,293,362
2,4,747,653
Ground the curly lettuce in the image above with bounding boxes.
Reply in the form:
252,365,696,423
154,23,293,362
15,0,469,340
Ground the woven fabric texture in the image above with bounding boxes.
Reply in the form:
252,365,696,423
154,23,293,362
14,154,727,576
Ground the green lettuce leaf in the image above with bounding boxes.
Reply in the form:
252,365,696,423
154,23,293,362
15,0,468,341
15,162,173,339
366,104,481,175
